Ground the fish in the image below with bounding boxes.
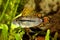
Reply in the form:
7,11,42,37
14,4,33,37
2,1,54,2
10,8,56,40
12,17,43,28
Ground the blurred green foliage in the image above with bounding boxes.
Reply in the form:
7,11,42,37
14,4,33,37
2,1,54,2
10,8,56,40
45,29,50,40
52,32,58,40
0,0,26,40
0,24,8,40
0,0,57,40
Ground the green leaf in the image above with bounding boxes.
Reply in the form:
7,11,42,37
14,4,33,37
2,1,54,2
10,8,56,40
0,24,8,40
45,29,50,40
0,0,2,5
0,0,9,22
15,34,20,40
52,32,58,40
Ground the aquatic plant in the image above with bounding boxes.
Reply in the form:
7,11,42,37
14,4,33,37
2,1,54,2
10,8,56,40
45,29,50,40
0,0,60,40
0,0,25,40
52,32,58,40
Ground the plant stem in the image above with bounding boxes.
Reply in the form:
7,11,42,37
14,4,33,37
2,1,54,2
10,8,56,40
0,0,9,22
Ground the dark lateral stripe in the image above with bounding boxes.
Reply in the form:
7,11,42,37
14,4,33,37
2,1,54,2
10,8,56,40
19,20,35,22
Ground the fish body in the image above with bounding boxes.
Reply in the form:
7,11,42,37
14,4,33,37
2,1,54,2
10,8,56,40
13,17,42,28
